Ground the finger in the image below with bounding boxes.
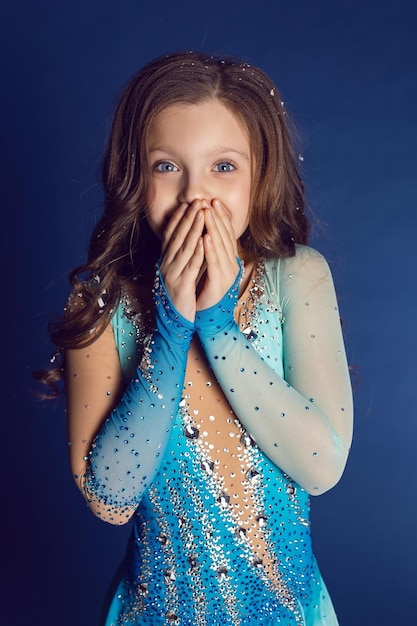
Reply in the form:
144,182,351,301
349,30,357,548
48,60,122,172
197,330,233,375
189,237,205,275
162,200,202,260
196,259,207,285
202,230,238,291
204,205,237,267
164,235,204,321
211,199,238,256
160,203,188,255
161,201,200,257
161,208,205,280
177,234,205,279
205,201,236,258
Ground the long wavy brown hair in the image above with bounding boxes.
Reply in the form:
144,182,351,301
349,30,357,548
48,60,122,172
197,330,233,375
36,49,309,396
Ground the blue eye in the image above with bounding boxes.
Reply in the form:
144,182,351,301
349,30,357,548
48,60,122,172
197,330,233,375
214,162,235,173
154,162,179,172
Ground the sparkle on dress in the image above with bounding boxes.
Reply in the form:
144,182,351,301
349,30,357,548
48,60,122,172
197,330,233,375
96,253,341,625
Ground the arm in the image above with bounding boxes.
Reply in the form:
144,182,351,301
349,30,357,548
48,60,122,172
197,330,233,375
66,203,206,525
196,246,353,495
66,267,194,525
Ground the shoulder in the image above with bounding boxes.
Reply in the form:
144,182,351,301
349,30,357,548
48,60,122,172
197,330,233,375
279,244,332,281
263,245,332,299
264,245,332,282
276,245,337,312
262,246,331,315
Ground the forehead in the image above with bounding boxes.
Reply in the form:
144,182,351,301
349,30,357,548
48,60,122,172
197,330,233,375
147,99,250,148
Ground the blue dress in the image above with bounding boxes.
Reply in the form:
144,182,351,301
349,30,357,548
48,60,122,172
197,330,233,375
86,249,349,625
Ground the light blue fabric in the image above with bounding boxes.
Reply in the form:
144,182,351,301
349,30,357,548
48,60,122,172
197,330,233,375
87,264,195,508
101,258,339,625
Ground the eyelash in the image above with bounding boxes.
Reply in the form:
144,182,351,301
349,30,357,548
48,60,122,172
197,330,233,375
153,161,179,173
213,161,236,173
152,160,237,173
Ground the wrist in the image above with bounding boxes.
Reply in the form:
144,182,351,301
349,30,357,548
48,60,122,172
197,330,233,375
153,262,195,345
195,259,243,337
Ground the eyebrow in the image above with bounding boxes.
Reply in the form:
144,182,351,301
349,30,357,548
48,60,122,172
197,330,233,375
148,146,250,161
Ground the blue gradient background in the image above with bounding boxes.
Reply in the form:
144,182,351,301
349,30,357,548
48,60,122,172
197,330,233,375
2,1,416,624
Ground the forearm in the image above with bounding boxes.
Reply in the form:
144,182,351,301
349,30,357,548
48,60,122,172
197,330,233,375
84,266,194,512
196,317,349,494
195,251,353,495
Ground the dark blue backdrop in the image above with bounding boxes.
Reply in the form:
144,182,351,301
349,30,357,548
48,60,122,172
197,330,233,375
2,1,416,624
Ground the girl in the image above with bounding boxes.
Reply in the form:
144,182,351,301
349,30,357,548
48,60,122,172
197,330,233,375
40,50,353,625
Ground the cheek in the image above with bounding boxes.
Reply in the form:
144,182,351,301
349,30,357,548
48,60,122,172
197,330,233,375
146,179,157,208
231,186,252,234
145,183,166,235
145,215,161,239
145,199,178,240
233,215,250,239
145,201,166,239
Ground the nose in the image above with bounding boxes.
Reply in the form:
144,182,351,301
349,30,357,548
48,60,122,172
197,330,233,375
177,171,210,204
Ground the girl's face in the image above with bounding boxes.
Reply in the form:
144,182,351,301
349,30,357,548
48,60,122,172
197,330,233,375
146,99,252,243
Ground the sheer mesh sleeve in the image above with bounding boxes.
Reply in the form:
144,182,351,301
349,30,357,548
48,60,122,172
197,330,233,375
84,264,194,509
195,246,353,495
